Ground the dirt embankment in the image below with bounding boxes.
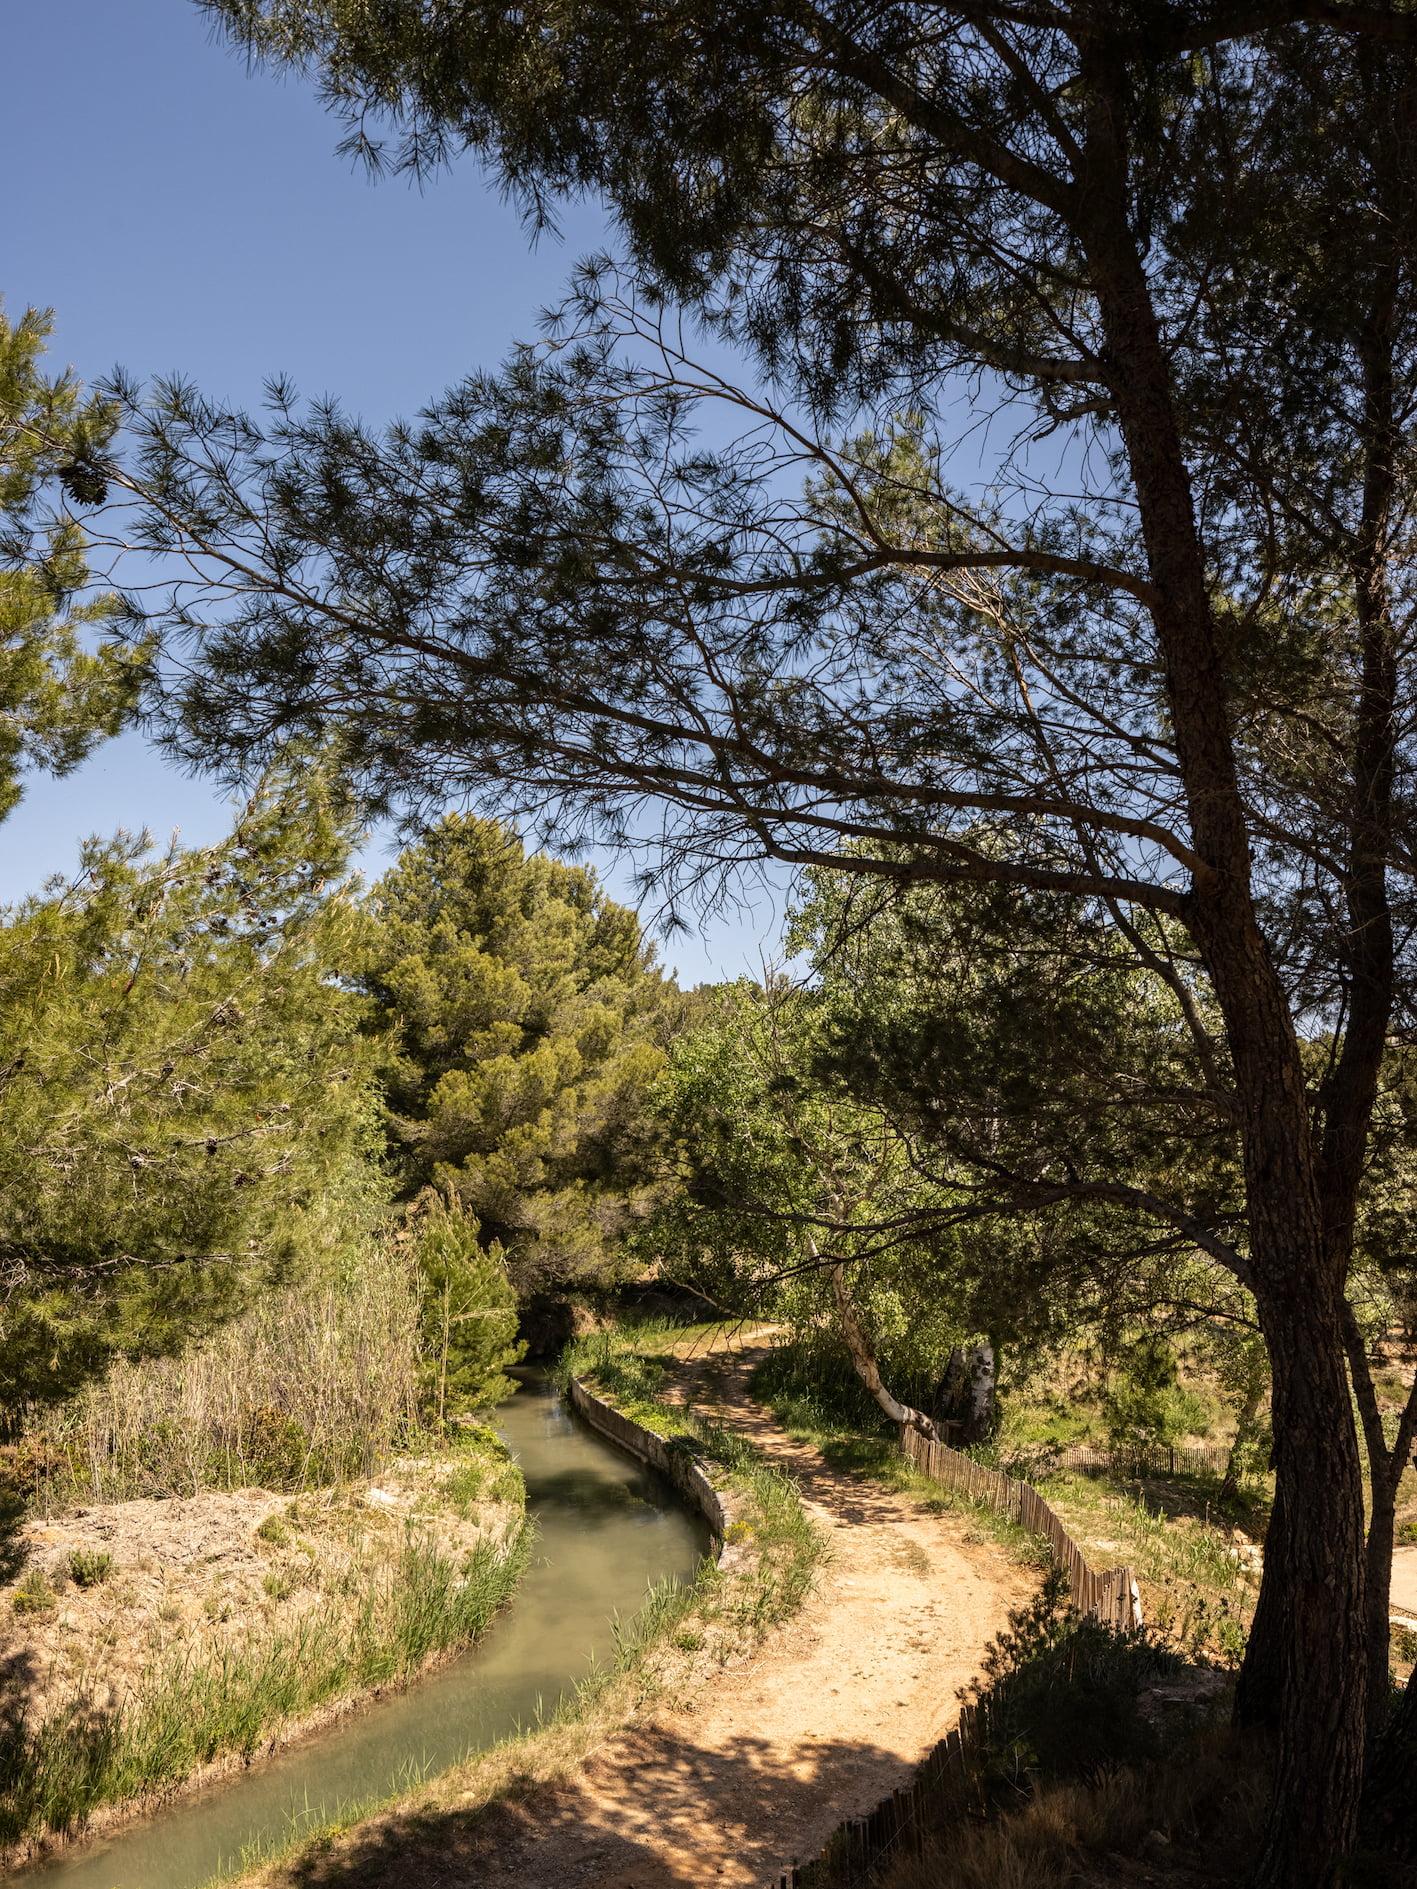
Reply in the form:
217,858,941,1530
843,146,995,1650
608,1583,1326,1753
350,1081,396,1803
260,1339,1034,1889
3,1447,522,1728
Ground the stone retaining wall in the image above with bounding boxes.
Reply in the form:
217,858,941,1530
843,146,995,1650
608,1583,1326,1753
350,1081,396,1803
566,1376,748,1564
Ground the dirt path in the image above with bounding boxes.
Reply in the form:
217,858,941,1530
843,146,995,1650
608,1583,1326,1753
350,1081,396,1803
1393,1544,1417,1623
398,1341,1032,1889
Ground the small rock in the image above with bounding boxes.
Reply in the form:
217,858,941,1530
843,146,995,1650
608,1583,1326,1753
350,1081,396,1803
1141,1828,1171,1863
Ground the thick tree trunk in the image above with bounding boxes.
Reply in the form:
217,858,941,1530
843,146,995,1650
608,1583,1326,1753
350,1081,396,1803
1233,1474,1287,1731
1254,1291,1369,1883
1077,58,1372,1875
1364,1478,1398,1730
828,1262,939,1442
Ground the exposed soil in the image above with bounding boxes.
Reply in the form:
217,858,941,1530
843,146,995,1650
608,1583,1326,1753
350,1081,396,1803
279,1337,1033,1888
1,1451,520,1727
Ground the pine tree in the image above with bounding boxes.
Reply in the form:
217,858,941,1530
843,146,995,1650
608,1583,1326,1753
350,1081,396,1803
0,307,147,818
143,10,1417,1877
414,1199,524,1428
363,814,676,1288
0,755,380,1417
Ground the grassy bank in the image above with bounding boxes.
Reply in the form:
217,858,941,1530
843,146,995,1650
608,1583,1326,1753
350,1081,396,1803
561,1327,823,1631
203,1325,823,1888
1,1434,530,1862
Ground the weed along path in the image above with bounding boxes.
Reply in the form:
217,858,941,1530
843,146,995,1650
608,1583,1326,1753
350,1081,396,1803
303,1339,1032,1889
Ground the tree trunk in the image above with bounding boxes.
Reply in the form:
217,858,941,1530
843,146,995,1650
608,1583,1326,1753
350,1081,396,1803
939,1342,997,1443
1247,1289,1369,1886
1364,1475,1398,1734
1361,1662,1417,1868
1077,60,1372,1873
828,1262,939,1442
1233,1473,1287,1731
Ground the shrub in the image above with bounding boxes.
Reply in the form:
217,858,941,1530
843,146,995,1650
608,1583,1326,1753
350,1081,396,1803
66,1549,112,1589
11,1568,57,1617
965,1566,1185,1791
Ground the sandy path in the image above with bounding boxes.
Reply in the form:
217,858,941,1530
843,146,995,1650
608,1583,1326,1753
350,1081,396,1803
1393,1545,1417,1622
385,1341,1032,1889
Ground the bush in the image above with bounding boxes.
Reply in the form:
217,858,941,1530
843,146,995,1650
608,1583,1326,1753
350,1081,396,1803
965,1566,1185,1792
10,1568,56,1617
66,1549,112,1589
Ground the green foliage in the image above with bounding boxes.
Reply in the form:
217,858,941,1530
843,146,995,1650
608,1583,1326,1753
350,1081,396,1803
414,1200,525,1426
65,1549,112,1589
363,814,676,1288
647,978,973,1394
0,755,383,1413
966,1567,1184,1791
1101,1336,1187,1451
0,306,148,825
9,1568,56,1617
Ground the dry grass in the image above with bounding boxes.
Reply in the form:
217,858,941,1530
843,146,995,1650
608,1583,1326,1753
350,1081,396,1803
879,1727,1269,1889
25,1242,422,1503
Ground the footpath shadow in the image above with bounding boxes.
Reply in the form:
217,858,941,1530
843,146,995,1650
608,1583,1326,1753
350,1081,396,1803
278,1722,912,1889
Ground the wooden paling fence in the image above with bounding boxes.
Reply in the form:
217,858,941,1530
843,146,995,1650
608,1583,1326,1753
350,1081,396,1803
1053,1439,1229,1479
779,1697,999,1889
901,1426,1144,1632
776,1426,1143,1887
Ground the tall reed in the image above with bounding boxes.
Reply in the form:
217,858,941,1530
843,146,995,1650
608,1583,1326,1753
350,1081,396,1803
28,1241,422,1503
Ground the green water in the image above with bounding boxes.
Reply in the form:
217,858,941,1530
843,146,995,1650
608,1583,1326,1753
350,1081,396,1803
17,1372,709,1889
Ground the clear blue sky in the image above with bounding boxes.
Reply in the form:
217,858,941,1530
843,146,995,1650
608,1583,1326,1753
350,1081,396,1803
2,0,783,983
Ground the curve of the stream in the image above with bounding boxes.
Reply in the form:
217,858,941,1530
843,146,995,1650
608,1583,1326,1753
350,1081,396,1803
19,1371,709,1889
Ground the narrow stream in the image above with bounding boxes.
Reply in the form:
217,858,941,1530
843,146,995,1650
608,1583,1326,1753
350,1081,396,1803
20,1372,709,1889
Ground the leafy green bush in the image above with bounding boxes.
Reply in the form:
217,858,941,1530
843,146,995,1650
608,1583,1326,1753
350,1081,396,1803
10,1568,57,1617
66,1549,112,1590
966,1566,1185,1793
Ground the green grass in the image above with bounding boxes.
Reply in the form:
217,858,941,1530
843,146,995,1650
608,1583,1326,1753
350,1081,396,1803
562,1329,824,1634
0,1522,532,1854
1035,1469,1255,1665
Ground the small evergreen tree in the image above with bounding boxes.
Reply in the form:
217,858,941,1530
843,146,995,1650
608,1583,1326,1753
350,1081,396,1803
363,814,676,1288
414,1199,524,1428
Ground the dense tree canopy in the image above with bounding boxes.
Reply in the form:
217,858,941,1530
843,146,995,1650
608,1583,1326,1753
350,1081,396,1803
0,759,380,1416
0,307,147,822
361,814,677,1288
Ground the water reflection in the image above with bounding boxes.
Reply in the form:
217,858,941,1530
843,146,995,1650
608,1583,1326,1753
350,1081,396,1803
21,1372,708,1889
